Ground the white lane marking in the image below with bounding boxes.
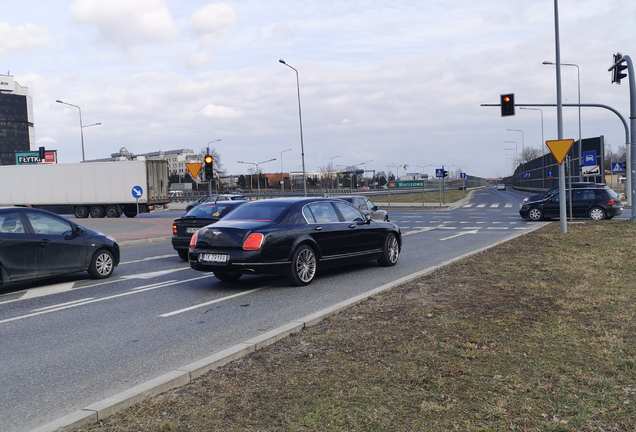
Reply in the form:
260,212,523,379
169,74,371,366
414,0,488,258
463,204,474,207
0,275,215,325
440,230,479,241
121,268,187,279
490,203,500,208
402,227,437,236
160,288,264,317
32,298,95,312
121,254,176,265
477,204,486,208
505,203,513,208
487,227,510,230
20,282,76,300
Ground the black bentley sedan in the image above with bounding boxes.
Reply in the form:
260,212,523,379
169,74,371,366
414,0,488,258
0,207,120,286
172,200,247,260
188,197,401,286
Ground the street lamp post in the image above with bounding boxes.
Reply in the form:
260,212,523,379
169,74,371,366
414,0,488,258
356,160,373,188
279,60,307,196
330,155,340,189
543,61,581,181
238,159,276,195
56,100,99,162
504,141,518,165
207,139,221,195
280,148,292,195
507,129,525,163
520,107,546,187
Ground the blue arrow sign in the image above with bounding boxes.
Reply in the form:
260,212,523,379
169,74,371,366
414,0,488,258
132,186,143,198
547,170,554,178
460,172,467,180
523,172,531,179
612,162,624,173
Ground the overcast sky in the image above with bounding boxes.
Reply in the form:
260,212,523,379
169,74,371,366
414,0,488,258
2,0,635,179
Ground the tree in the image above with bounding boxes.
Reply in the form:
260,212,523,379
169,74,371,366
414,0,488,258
195,147,226,190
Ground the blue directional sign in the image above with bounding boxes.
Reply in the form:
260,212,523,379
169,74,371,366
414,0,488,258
582,150,597,166
460,172,467,180
547,170,554,178
523,172,531,179
435,169,444,178
132,185,143,198
612,162,624,173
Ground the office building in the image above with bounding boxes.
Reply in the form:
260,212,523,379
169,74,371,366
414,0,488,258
0,74,35,165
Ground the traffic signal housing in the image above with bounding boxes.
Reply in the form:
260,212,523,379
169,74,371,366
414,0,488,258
500,93,515,117
204,155,214,180
443,170,448,178
611,53,627,85
39,146,46,161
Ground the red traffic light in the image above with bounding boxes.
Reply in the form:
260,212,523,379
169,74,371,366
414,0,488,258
204,156,213,164
503,96,510,103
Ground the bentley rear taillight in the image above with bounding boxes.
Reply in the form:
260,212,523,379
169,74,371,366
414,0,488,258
243,233,264,250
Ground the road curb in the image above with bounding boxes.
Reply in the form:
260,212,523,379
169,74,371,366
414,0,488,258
30,221,549,432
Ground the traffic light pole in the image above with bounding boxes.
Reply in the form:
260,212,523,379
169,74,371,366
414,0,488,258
608,54,636,221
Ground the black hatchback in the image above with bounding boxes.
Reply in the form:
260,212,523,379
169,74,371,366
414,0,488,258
172,201,247,260
519,184,623,221
0,207,120,286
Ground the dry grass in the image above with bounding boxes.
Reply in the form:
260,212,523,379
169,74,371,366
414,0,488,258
374,189,467,204
77,221,636,432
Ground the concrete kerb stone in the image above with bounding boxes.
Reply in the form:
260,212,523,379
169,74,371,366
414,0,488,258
32,203,545,432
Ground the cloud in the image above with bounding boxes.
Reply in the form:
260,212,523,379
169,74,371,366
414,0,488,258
0,23,53,54
70,0,179,55
190,3,237,49
200,103,243,119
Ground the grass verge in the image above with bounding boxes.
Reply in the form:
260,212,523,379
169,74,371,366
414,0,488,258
374,189,468,204
77,221,635,432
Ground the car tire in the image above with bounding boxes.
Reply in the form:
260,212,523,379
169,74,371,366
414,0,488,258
74,206,89,219
378,233,399,267
527,208,543,221
178,250,189,261
88,249,115,279
213,271,242,282
589,207,606,221
90,206,106,218
106,205,121,218
287,244,317,286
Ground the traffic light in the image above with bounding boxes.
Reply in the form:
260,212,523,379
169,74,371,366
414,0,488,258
39,146,46,161
443,170,448,178
611,53,627,85
204,155,214,180
500,93,515,117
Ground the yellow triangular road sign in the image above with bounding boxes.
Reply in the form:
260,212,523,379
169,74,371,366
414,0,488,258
545,139,574,165
186,163,202,178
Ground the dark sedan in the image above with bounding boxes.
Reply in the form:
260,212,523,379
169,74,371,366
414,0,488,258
185,194,247,212
172,201,247,260
519,184,623,221
188,198,401,286
0,207,120,286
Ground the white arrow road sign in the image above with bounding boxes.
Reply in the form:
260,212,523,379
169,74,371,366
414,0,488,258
440,230,479,241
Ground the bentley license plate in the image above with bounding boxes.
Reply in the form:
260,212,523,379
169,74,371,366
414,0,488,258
186,227,199,234
200,253,228,263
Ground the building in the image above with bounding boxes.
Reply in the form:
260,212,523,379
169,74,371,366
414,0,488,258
87,148,196,178
0,74,35,165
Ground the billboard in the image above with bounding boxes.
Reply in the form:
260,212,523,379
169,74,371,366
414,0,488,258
0,75,14,92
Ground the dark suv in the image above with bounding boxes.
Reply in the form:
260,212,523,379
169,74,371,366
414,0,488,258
519,183,622,221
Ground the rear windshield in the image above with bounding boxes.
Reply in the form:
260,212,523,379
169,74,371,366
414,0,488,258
223,202,291,222
184,203,240,218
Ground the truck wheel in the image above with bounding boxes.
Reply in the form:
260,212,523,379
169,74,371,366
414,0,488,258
90,206,106,218
106,205,121,218
74,206,89,219
124,209,137,218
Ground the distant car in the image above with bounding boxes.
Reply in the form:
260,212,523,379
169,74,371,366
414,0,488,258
172,201,247,260
497,184,506,190
188,198,401,286
185,194,247,212
519,184,622,221
336,196,389,221
0,207,119,285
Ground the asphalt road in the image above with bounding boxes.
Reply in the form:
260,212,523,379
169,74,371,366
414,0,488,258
0,187,574,431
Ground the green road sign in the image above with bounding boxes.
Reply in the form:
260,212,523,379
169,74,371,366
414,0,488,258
387,180,425,189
